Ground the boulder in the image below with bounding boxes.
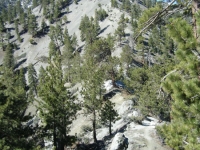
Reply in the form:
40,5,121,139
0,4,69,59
110,133,128,150
118,100,133,117
112,118,128,133
127,110,139,118
141,120,156,126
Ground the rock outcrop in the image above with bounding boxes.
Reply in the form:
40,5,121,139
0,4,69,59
110,133,128,150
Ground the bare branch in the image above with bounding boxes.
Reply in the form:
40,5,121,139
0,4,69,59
134,0,179,41
161,69,177,82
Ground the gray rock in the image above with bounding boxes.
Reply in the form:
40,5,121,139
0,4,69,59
118,100,133,117
110,133,128,150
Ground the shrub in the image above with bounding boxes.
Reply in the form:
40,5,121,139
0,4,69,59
95,8,108,21
29,38,34,44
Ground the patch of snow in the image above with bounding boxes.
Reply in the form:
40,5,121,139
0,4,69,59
104,80,113,92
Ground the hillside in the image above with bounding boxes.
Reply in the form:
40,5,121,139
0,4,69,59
0,0,200,150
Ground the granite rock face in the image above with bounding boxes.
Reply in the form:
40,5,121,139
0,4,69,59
110,133,128,150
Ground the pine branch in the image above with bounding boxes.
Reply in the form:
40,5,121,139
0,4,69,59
157,69,177,98
191,50,200,60
161,69,177,82
134,0,177,41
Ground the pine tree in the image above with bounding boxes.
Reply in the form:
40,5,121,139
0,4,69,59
49,40,58,58
38,55,79,149
100,101,118,135
111,0,118,8
53,2,61,21
81,50,105,143
28,14,38,37
0,68,35,149
79,15,100,44
15,68,26,90
120,45,133,70
6,30,11,44
32,0,39,9
62,15,68,24
118,14,127,36
41,19,47,34
115,25,124,45
20,12,28,32
28,64,38,96
156,2,200,149
3,44,14,70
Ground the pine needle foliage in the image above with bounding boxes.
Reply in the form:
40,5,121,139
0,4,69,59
157,16,200,150
37,55,79,149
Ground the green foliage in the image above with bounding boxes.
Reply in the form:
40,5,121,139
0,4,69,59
81,49,106,142
29,38,35,44
111,0,118,8
100,101,118,135
121,0,131,12
3,44,14,70
32,0,39,9
125,63,174,118
41,19,47,34
62,15,68,24
79,15,100,44
0,69,35,149
38,55,79,149
115,14,127,44
136,4,162,39
0,16,5,32
49,24,64,48
120,45,134,69
28,14,38,37
95,8,108,21
48,40,57,58
131,4,142,20
28,64,38,97
157,15,200,149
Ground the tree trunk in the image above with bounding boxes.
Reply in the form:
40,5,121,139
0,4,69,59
53,121,57,149
92,111,97,143
192,0,198,39
109,119,112,136
59,138,65,150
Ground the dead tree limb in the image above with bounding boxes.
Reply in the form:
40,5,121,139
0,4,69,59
134,0,177,41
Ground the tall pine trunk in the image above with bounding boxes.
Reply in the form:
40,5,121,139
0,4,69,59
192,0,198,38
53,121,57,149
92,111,97,143
109,118,112,136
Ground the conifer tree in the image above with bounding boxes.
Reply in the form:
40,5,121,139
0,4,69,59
79,15,100,44
62,15,68,24
0,69,35,149
28,14,38,37
111,0,118,8
15,68,26,90
41,19,47,34
33,0,39,9
151,1,200,149
28,64,38,96
81,46,105,143
38,55,79,149
49,40,58,58
157,16,200,150
100,101,118,136
118,14,127,36
3,44,14,70
120,45,133,70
